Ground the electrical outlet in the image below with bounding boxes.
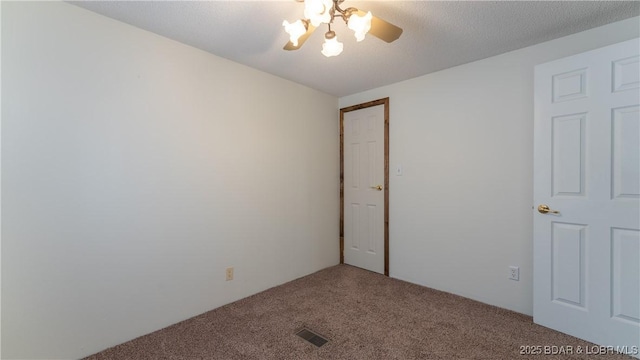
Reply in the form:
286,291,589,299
509,266,519,281
226,267,234,281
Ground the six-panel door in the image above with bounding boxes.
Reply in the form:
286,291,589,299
344,104,385,274
534,38,640,355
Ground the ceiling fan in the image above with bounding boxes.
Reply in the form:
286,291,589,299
282,0,403,57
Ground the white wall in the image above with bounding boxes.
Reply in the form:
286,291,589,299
340,17,640,316
1,2,339,359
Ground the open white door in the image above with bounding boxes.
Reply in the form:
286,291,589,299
343,104,386,274
534,38,640,356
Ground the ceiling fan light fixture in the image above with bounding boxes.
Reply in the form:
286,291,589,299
282,0,402,56
321,31,343,57
282,19,308,46
347,11,372,42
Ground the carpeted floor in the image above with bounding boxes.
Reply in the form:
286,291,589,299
86,265,632,359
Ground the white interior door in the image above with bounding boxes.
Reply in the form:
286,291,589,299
534,38,640,356
344,104,385,274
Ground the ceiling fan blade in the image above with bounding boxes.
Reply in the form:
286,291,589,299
358,10,403,43
283,24,317,51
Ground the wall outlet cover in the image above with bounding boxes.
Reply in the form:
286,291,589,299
509,266,519,281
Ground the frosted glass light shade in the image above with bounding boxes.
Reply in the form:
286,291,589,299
282,20,307,46
321,36,343,57
304,0,332,27
348,11,372,42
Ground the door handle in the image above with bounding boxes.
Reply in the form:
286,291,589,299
537,204,559,214
371,185,383,191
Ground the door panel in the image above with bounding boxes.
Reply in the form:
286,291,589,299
551,222,586,308
551,113,586,196
612,106,640,198
534,38,640,356
611,228,640,324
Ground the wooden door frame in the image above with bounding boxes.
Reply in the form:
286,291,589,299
340,98,390,276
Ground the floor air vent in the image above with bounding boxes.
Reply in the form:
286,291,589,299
296,328,328,347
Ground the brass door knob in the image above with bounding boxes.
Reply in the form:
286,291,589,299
371,185,383,191
538,204,559,214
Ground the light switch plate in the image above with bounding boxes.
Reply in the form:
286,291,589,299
396,164,402,176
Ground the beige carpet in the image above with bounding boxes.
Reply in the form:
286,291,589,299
86,265,632,359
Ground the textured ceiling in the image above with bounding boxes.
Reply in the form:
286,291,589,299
70,1,640,97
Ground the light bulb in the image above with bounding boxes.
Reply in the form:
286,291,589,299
282,19,307,46
348,11,372,42
304,0,333,26
305,0,324,15
321,36,343,57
